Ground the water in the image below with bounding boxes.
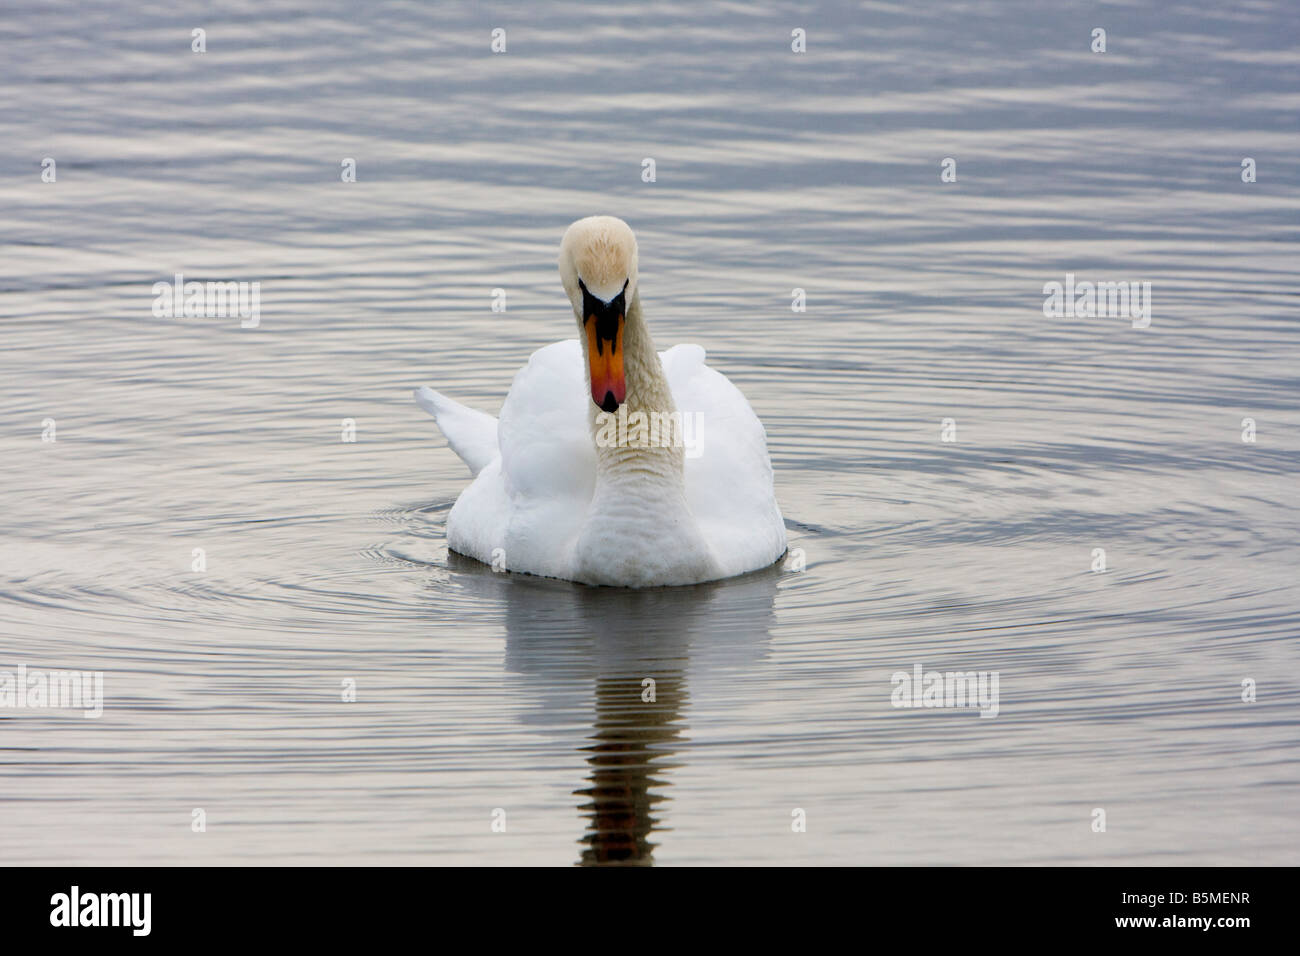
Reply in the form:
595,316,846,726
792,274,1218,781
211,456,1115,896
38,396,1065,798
2,0,1298,865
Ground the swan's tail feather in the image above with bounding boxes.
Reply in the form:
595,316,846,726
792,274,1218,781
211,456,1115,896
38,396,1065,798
413,386,499,476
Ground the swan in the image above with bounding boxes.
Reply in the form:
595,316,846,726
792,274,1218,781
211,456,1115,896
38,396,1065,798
414,215,786,587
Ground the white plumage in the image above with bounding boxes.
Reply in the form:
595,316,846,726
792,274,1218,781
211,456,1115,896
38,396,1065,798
414,216,786,587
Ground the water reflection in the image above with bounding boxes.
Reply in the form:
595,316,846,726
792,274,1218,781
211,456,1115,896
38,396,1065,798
574,672,686,865
450,552,780,864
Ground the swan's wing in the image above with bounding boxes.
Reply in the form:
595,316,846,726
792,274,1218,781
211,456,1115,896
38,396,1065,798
491,340,596,574
429,341,593,578
413,386,499,477
498,340,594,497
663,344,787,576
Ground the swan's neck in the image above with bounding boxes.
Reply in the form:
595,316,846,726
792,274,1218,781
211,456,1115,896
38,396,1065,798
575,290,718,586
587,291,685,488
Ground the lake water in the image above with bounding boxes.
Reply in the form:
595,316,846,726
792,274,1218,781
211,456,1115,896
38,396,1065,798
2,0,1298,865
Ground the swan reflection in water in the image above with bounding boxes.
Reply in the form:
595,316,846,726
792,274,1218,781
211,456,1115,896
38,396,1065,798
448,551,780,865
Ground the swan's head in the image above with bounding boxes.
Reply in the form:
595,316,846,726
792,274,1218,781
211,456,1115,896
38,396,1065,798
559,216,638,413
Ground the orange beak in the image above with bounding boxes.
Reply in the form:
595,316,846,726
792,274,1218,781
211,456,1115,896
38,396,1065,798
585,311,625,412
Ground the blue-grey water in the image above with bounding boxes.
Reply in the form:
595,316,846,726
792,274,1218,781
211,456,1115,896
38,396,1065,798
1,0,1298,864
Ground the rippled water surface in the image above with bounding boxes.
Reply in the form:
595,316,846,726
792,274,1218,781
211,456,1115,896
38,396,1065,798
2,0,1298,864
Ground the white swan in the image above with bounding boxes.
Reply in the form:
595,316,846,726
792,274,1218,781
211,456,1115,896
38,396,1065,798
414,216,786,587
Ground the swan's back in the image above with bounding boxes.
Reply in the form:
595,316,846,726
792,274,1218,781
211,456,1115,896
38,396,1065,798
453,341,594,579
662,345,787,577
442,339,785,583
